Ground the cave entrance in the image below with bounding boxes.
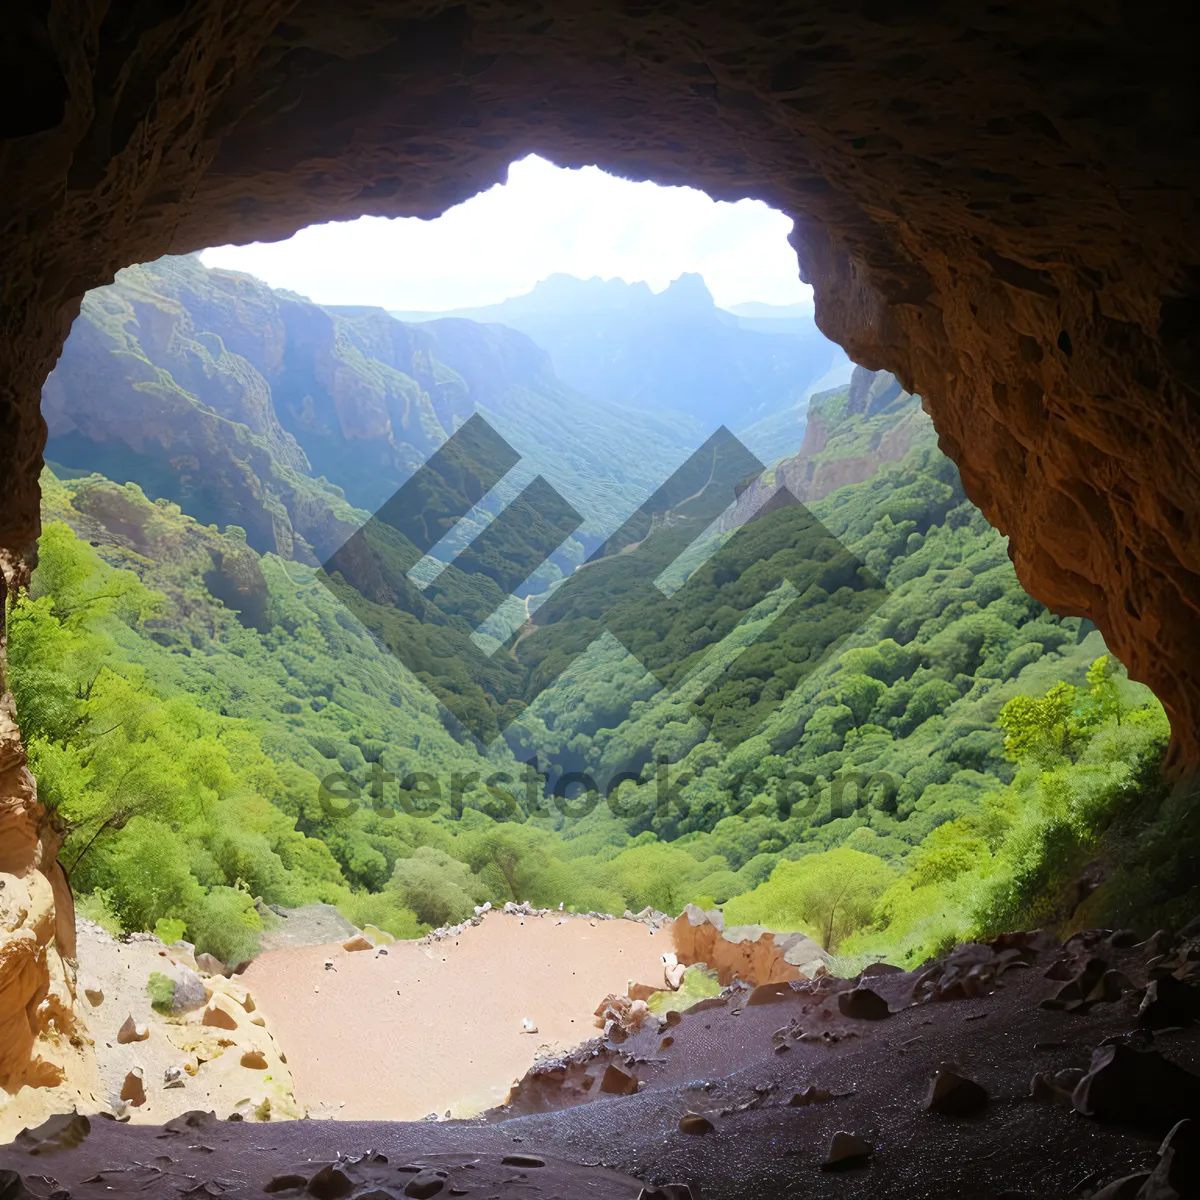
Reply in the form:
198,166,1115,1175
5,151,1171,1137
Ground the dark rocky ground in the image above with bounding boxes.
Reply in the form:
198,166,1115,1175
3,923,1198,1200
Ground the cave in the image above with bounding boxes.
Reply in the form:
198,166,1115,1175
2,3,1199,1197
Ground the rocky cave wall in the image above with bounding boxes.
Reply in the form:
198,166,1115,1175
3,1,1198,763
1,0,1199,1087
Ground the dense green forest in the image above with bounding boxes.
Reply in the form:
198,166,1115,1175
18,256,1175,969
11,369,1171,968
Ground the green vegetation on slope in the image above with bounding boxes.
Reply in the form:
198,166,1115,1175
19,346,1176,969
44,256,696,575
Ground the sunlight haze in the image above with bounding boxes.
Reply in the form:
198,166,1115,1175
200,155,812,312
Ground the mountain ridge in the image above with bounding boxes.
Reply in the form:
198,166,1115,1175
389,272,849,455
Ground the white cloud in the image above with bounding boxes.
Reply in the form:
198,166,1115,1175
200,155,811,311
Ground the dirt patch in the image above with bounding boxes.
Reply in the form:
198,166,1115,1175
241,911,669,1120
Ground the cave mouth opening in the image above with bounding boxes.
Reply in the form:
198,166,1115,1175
3,143,1180,1147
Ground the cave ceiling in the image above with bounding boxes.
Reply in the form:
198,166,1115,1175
1,0,1198,758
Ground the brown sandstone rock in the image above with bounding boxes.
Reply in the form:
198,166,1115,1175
121,1068,147,1107
117,1015,149,1044
201,1001,239,1030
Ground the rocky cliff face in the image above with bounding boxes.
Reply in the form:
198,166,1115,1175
40,256,693,572
0,581,91,1099
725,367,930,531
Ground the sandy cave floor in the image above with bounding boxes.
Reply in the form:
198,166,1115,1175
3,924,1200,1199
241,912,670,1120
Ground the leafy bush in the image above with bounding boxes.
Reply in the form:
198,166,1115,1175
147,971,176,1014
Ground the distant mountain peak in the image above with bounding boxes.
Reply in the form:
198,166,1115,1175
660,272,715,308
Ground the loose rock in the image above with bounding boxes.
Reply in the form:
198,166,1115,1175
14,1112,91,1154
306,1166,353,1200
1139,976,1200,1029
600,1065,639,1095
201,1002,238,1030
121,1069,147,1107
403,1172,447,1199
117,1015,149,1044
169,967,208,1014
924,1065,988,1116
822,1131,872,1170
1139,1118,1200,1200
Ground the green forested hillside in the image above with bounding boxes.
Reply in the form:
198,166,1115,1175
43,255,696,576
14,356,1171,967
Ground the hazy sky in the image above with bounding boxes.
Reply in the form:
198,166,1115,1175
201,155,811,312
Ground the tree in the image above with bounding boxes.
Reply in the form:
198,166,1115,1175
837,674,887,728
1086,655,1127,725
389,847,481,927
723,847,894,951
998,682,1093,764
466,824,550,903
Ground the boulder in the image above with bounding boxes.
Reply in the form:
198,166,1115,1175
13,1112,91,1154
1072,1042,1200,1132
1139,976,1200,1029
343,935,372,952
306,1165,353,1199
403,1170,448,1199
169,967,208,1014
1138,1118,1200,1199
